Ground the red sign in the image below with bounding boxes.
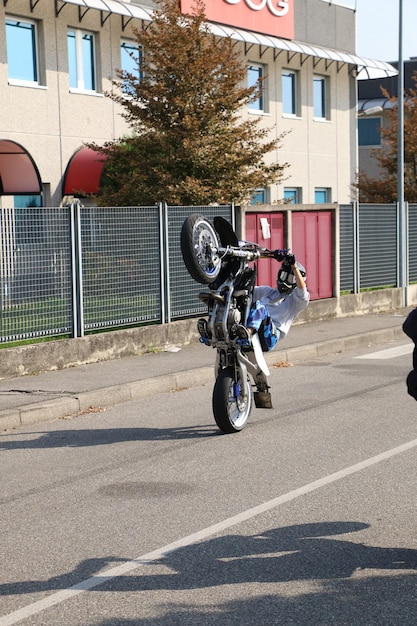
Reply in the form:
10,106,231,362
181,0,294,40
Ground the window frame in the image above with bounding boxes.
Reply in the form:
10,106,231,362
281,69,299,117
313,74,329,120
68,28,97,93
248,63,266,114
284,187,301,204
358,116,382,146
250,188,268,205
6,16,40,87
314,187,331,203
120,39,142,93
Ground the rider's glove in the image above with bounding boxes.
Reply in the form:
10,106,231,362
273,249,286,262
285,252,296,266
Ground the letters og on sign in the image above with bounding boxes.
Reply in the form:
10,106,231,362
180,0,294,40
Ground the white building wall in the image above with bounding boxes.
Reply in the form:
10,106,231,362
0,0,358,206
0,0,135,205
243,45,355,204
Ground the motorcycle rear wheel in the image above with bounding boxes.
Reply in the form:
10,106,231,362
212,366,252,433
181,214,221,284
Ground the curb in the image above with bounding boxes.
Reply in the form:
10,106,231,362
0,325,406,432
270,326,405,365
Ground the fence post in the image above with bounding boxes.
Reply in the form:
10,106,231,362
353,201,360,294
70,201,84,338
159,202,170,324
406,201,409,297
397,200,409,306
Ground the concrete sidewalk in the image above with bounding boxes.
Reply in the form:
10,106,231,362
0,309,412,432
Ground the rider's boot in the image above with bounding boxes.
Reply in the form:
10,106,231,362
230,323,252,347
253,371,273,409
254,389,273,409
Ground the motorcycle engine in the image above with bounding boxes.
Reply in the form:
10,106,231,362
227,308,241,328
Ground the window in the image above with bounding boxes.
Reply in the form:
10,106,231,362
284,188,301,204
313,75,328,119
358,117,382,146
6,18,38,84
282,70,297,116
120,40,141,93
14,196,43,245
68,29,96,91
248,64,264,112
121,40,141,74
315,188,331,203
251,188,267,205
14,195,42,208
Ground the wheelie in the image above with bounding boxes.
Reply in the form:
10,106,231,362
180,214,309,434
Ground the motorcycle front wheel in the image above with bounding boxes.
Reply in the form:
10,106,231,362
212,366,252,434
180,214,222,284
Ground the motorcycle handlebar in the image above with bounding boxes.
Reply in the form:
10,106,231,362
217,245,276,261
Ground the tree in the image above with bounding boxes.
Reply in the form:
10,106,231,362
91,0,288,206
357,71,417,203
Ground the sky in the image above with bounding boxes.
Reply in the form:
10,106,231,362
352,0,417,63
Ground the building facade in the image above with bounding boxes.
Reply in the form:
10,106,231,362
358,58,417,183
0,0,395,208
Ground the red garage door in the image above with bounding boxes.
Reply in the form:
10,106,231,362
246,210,333,300
292,211,333,300
245,212,284,286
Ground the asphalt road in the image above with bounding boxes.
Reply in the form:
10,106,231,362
1,337,417,625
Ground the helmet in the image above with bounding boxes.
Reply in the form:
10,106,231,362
277,261,306,294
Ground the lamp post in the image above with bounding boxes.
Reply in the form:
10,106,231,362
398,0,406,305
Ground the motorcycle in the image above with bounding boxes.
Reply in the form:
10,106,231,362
180,213,282,434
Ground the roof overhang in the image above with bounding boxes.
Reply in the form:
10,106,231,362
0,140,42,195
207,23,397,80
55,0,153,28
55,0,396,79
63,147,107,197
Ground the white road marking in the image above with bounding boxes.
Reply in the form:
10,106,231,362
355,343,413,360
2,436,417,625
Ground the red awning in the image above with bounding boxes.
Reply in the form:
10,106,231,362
63,147,107,197
0,140,42,194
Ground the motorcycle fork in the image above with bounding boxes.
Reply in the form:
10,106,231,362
212,287,233,341
235,358,249,401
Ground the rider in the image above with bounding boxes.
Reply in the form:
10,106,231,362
232,251,310,349
197,251,309,409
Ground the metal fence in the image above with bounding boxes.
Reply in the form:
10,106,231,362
167,205,236,320
1,201,416,344
339,202,417,293
409,205,417,284
0,203,234,343
0,206,73,341
78,205,162,335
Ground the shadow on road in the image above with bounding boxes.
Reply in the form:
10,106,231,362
0,424,218,449
2,521,417,624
